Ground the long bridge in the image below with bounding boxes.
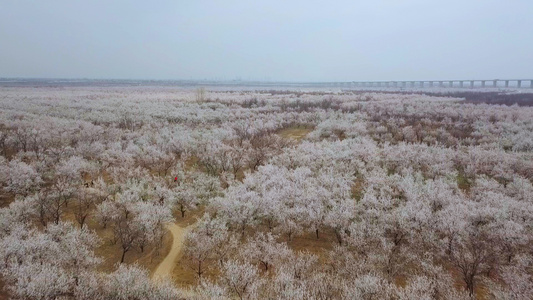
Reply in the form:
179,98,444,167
1,78,532,89
312,79,533,88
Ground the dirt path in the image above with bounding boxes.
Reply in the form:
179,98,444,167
152,223,189,280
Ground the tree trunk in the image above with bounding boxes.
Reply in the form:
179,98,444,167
334,228,343,245
120,248,128,263
465,275,475,297
197,261,203,278
287,230,293,242
79,215,87,228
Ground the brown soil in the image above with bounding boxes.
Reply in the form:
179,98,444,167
277,126,313,142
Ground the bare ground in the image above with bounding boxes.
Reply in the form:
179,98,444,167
152,223,190,280
277,126,313,141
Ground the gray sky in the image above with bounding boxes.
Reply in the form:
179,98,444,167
0,0,531,81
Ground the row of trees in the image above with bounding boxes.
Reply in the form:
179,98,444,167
0,87,532,299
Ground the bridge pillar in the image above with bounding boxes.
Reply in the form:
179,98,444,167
530,80,533,88
438,81,443,87
517,80,522,88
470,81,475,88
481,81,486,88
459,81,464,88
505,80,509,88
429,81,433,87
449,81,453,88
493,80,497,87
420,81,424,87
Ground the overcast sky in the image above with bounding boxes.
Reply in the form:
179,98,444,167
0,0,531,81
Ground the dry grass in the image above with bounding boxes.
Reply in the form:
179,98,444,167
0,278,9,300
351,177,365,201
184,155,200,171
277,126,313,142
171,256,202,287
287,230,337,255
456,171,473,193
0,193,14,208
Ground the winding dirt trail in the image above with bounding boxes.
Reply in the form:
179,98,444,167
152,223,189,280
